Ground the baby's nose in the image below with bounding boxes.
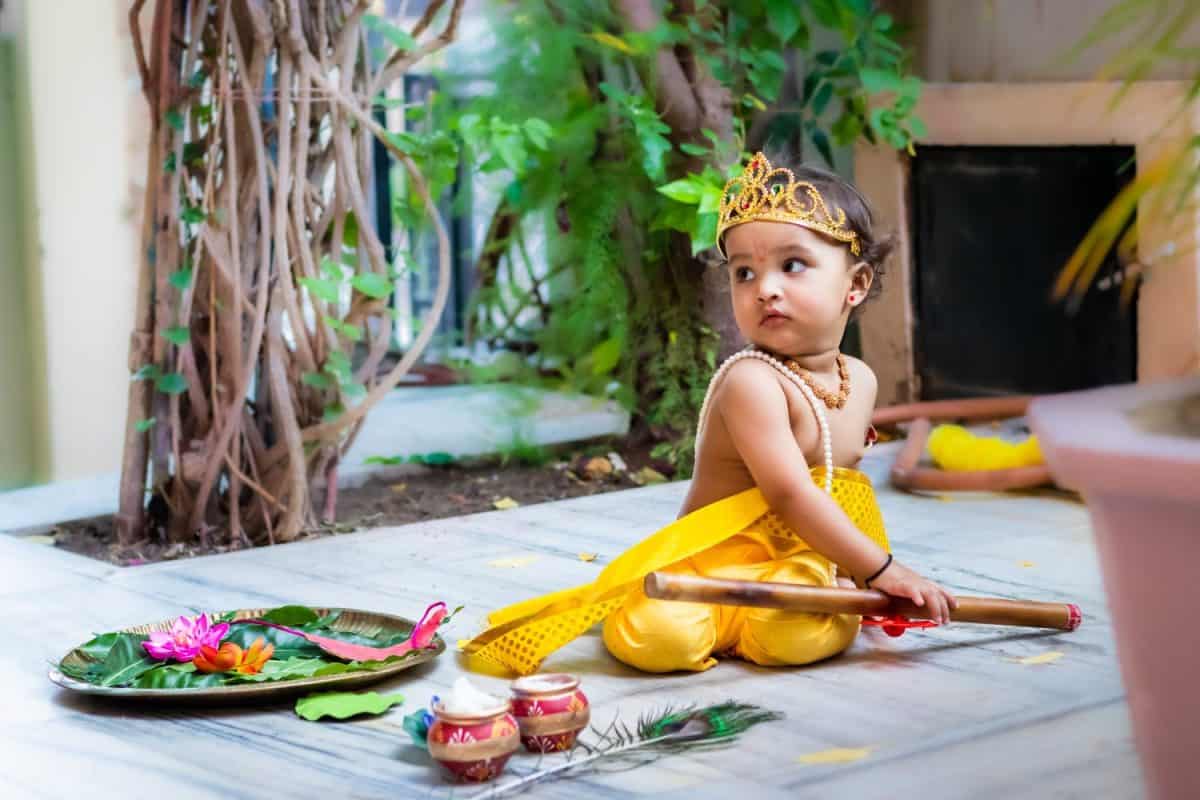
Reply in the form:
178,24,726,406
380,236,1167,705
757,278,781,301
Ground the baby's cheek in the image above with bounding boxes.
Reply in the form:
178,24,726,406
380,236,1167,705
787,293,832,319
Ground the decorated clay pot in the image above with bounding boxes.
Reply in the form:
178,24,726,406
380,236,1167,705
427,700,520,783
510,673,590,753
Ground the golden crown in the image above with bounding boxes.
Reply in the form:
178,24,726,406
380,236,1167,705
716,152,860,257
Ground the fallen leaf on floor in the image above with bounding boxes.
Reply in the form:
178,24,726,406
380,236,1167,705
936,495,955,502
488,556,538,568
582,456,614,480
578,552,598,562
797,746,873,765
389,483,407,493
631,466,668,485
493,497,520,510
1011,650,1064,666
295,691,405,722
23,535,57,546
1018,560,1036,568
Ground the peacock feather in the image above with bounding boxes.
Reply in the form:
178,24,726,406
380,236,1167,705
474,702,782,798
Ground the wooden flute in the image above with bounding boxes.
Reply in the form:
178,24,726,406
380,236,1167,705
643,571,1082,632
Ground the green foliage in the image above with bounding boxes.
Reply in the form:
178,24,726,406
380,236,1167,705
180,204,207,225
364,14,417,52
319,349,367,407
155,372,187,395
424,1,920,474
1055,1,1200,309
163,326,191,345
168,267,194,290
364,451,456,466
300,276,341,303
497,431,554,468
351,273,392,299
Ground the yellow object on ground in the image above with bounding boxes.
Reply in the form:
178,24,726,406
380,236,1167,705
462,467,888,676
927,424,1044,471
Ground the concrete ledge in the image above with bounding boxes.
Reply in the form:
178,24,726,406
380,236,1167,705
0,384,629,533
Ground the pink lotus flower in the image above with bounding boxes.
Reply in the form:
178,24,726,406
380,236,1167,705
143,614,230,662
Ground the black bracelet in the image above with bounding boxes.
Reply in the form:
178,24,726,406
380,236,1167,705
863,553,893,589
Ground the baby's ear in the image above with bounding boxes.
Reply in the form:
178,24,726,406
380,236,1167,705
851,261,874,293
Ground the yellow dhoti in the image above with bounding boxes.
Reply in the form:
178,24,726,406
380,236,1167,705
462,467,888,676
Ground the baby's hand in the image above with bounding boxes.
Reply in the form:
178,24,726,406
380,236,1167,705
869,560,958,625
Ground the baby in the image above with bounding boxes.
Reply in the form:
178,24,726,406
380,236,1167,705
465,152,956,676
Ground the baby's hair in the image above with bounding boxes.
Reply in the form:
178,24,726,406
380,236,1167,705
765,154,895,306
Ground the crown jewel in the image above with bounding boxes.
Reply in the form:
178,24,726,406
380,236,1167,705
717,152,861,257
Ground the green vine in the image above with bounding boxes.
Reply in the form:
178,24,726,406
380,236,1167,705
398,1,922,475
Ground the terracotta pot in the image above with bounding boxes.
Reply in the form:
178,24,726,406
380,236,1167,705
1029,378,1200,800
426,700,520,783
510,673,591,753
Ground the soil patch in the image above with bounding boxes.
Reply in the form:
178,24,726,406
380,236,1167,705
39,439,674,567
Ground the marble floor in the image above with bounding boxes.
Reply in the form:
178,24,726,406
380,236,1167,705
0,442,1140,799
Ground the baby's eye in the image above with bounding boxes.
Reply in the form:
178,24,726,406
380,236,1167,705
782,258,808,273
734,266,756,282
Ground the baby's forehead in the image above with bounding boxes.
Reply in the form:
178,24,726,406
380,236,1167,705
723,222,841,261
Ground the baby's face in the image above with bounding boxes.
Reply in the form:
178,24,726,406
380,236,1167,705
723,221,859,355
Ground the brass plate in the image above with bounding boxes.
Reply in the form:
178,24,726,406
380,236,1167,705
48,607,443,702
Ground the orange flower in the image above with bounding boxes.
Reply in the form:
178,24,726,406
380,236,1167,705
193,636,274,674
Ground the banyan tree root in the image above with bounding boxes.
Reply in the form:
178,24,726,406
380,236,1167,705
117,0,464,547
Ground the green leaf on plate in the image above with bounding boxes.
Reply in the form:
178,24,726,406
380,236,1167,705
96,634,158,687
295,691,405,722
224,657,331,684
261,605,320,626
133,662,226,689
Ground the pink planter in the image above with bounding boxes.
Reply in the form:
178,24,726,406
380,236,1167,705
1030,378,1200,800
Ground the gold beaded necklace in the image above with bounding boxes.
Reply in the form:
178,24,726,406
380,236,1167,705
784,353,851,410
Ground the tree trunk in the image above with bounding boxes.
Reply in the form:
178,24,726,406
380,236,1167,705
616,0,743,360
117,0,462,546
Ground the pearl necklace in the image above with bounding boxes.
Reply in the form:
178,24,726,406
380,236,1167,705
696,346,835,494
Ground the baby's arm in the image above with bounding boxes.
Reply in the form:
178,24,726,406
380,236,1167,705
716,360,956,622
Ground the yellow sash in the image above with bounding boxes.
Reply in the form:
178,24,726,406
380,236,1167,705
462,466,887,675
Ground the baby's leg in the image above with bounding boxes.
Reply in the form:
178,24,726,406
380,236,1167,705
603,575,720,673
735,553,859,667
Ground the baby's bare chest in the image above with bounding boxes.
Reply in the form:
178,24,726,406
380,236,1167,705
783,384,871,468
